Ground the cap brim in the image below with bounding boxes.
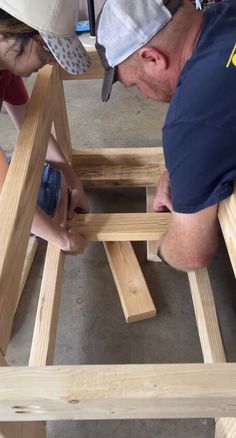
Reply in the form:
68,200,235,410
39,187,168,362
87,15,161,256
40,32,91,75
102,67,116,102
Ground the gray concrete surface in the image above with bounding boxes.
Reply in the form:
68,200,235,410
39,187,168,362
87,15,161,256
2,75,236,438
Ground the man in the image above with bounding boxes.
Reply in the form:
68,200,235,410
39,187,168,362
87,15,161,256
96,0,236,271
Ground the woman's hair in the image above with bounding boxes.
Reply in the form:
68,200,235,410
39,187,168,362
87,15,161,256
0,8,39,55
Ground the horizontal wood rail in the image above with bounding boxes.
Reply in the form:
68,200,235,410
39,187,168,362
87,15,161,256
1,364,236,421
69,212,170,241
72,147,166,187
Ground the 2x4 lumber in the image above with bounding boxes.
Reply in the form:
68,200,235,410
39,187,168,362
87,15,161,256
53,66,72,159
0,350,46,437
1,364,236,421
104,241,156,323
72,147,166,188
218,188,236,277
146,187,162,262
69,212,170,241
187,269,236,438
0,422,47,438
0,423,24,438
16,237,38,315
60,51,103,81
215,418,236,438
0,65,56,354
218,192,236,437
188,269,226,363
30,71,72,367
29,246,65,367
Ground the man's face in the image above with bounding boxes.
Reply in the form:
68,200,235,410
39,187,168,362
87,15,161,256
117,61,173,103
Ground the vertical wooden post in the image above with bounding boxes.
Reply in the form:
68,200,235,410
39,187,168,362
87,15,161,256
0,66,56,353
188,269,236,438
146,187,162,261
29,67,72,367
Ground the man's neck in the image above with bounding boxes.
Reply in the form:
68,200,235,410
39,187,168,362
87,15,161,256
180,11,204,68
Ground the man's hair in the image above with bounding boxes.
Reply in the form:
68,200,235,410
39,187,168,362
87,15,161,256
0,8,38,55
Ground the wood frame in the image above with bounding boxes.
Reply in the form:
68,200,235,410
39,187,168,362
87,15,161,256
0,52,235,437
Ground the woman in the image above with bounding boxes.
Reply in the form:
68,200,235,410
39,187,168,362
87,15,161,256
0,0,91,254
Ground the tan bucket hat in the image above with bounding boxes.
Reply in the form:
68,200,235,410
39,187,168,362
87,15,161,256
0,0,91,74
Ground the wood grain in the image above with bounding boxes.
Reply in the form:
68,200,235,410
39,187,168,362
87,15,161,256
0,364,236,421
69,212,170,241
104,241,156,323
0,65,56,353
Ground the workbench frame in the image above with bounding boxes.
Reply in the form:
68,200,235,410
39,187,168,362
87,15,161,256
0,53,235,438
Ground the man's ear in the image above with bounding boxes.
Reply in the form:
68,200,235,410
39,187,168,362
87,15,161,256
138,47,168,74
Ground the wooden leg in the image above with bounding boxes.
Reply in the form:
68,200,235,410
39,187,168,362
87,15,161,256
15,236,38,315
215,418,236,438
0,422,47,438
29,70,69,367
0,351,47,438
146,187,162,262
188,269,235,438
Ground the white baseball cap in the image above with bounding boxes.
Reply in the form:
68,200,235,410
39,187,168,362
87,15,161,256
96,0,181,101
0,0,91,74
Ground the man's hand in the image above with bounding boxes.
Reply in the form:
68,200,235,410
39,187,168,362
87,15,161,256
153,170,173,212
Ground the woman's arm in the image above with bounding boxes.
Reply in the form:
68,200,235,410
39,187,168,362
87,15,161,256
0,135,87,254
31,205,87,253
0,148,9,188
4,101,89,217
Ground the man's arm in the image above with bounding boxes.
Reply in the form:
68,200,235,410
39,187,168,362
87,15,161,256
154,171,219,271
156,205,219,271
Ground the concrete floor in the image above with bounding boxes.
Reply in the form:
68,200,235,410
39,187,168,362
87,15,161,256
2,72,236,438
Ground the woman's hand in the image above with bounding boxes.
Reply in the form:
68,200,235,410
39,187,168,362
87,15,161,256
153,171,173,212
67,174,89,219
59,228,88,254
32,205,88,255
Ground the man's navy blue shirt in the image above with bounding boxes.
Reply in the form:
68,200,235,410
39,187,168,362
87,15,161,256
163,1,236,213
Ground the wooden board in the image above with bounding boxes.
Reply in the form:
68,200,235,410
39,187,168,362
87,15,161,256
16,237,38,315
215,418,236,438
72,147,166,188
0,65,56,353
146,187,162,262
29,69,71,368
188,269,236,438
0,348,46,437
69,212,170,241
188,269,226,363
0,364,236,421
218,188,236,277
104,241,156,323
0,422,47,438
29,246,64,367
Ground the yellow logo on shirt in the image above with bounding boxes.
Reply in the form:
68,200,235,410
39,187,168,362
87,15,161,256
226,43,236,68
